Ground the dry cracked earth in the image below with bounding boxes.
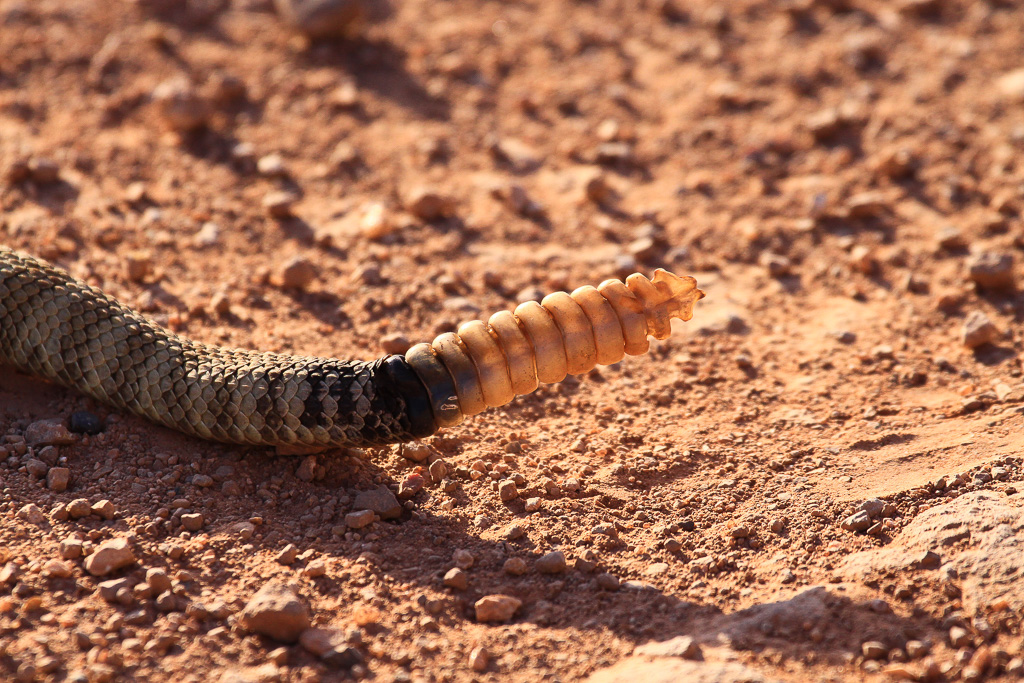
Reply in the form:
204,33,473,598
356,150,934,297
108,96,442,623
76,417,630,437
3,0,1024,681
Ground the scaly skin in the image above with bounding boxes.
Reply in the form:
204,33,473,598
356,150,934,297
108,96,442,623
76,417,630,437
0,246,435,447
1,245,704,448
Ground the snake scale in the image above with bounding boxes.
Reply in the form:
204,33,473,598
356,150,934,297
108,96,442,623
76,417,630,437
0,245,703,448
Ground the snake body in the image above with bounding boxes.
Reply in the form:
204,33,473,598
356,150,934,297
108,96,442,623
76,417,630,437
1,245,703,448
0,246,436,448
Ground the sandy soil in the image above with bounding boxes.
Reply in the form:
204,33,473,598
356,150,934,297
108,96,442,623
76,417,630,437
3,0,1024,681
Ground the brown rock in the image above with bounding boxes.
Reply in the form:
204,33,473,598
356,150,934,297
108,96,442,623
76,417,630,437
181,513,204,531
498,480,519,502
299,627,348,656
91,500,116,520
273,0,382,39
997,68,1024,102
46,467,70,492
67,499,92,519
962,311,1000,349
25,419,74,446
474,594,521,622
276,257,317,290
535,551,567,574
84,538,136,577
353,486,401,519
380,333,412,355
406,187,455,221
238,582,310,642
635,635,702,660
469,646,489,672
152,79,211,132
443,567,469,591
968,252,1015,291
263,191,299,218
125,251,152,283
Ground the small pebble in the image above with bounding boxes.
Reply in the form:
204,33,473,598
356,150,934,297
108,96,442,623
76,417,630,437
345,510,375,529
498,480,519,502
469,646,489,672
273,0,373,39
67,499,92,519
596,573,620,591
962,311,1000,349
949,626,972,648
535,551,567,574
238,582,310,642
84,538,136,577
276,257,317,290
42,559,73,579
353,487,402,519
152,79,210,132
125,251,152,283
406,187,454,221
503,558,528,575
842,510,872,532
276,544,299,565
474,594,521,623
453,549,475,570
146,569,172,594
25,419,75,446
862,641,888,660
381,333,412,355
443,568,469,591
257,154,288,176
968,252,1015,291
59,537,84,560
263,190,299,218
180,513,204,531
302,559,327,578
91,500,116,520
27,157,60,183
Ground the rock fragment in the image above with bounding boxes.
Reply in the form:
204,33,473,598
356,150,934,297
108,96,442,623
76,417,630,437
353,487,401,520
345,510,375,529
406,187,455,221
91,500,116,520
238,583,310,642
634,635,702,660
181,513,204,531
25,419,74,446
498,480,519,502
842,510,872,532
997,68,1024,102
276,257,317,290
469,646,489,672
152,79,211,132
961,311,1000,349
968,252,1015,291
443,568,468,591
474,594,521,623
263,190,299,218
535,551,567,574
273,0,376,39
46,467,70,492
84,539,136,577
276,545,299,565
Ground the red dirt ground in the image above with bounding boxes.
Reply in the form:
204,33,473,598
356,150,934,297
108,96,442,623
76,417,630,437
3,0,1024,681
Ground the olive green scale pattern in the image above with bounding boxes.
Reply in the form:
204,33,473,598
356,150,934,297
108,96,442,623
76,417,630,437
0,246,418,447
